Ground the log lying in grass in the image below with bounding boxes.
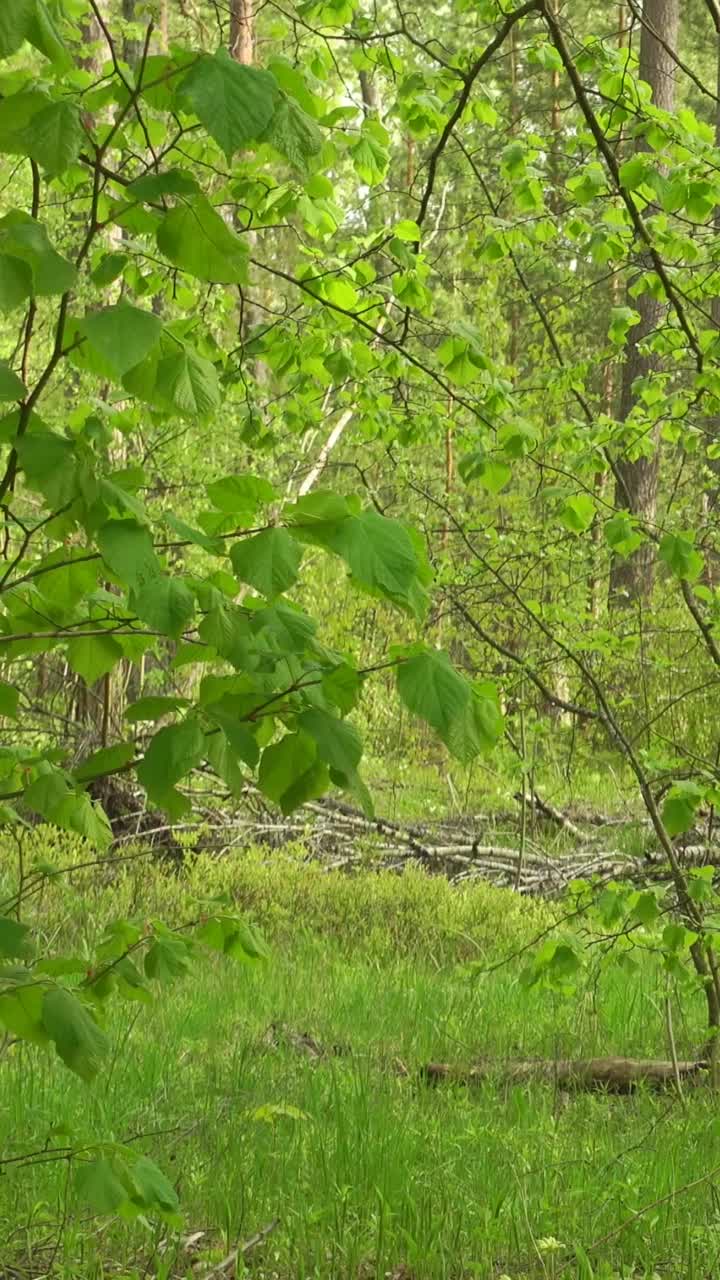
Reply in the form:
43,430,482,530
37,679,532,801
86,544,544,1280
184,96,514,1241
421,1057,709,1093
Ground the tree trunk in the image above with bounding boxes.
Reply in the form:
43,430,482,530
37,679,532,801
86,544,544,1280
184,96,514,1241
609,0,679,605
230,0,254,65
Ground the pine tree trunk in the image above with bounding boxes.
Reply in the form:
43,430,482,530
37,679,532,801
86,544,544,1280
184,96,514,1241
610,0,679,605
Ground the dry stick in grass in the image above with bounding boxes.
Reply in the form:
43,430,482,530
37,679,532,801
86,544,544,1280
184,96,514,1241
587,1163,720,1251
199,1218,280,1279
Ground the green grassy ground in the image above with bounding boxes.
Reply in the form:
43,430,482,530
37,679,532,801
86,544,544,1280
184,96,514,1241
1,838,718,1279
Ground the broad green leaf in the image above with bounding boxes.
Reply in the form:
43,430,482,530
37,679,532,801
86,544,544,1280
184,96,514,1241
299,707,362,775
127,1155,180,1217
154,347,221,417
260,91,322,170
394,219,421,241
137,719,205,804
179,50,277,158
16,431,79,507
0,211,76,307
207,473,276,512
35,548,98,609
25,0,69,65
396,649,503,764
292,509,427,617
133,576,195,637
23,768,113,848
0,0,32,58
18,99,82,175
74,742,135,783
258,731,327,812
0,359,26,401
127,168,199,201
230,528,302,598
82,305,162,378
351,119,389,184
91,252,128,287
0,916,31,959
321,662,361,713
559,494,595,534
67,635,124,685
604,514,643,558
42,987,108,1081
144,928,191,982
659,532,703,582
0,982,48,1044
76,1158,127,1215
633,892,660,927
198,601,253,667
0,680,19,719
125,695,189,722
97,519,160,592
609,306,640,345
156,196,248,284
662,781,704,837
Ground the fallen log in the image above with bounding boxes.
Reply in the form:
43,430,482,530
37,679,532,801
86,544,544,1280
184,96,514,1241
421,1056,708,1093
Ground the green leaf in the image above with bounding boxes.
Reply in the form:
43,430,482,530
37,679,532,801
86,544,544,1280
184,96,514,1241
42,987,108,1081
23,768,113,848
0,0,31,58
604,514,643,559
137,719,205,805
82,305,162,379
260,91,322,170
128,1155,180,1217
76,1158,127,1215
559,494,595,534
154,346,221,417
74,742,135,783
662,781,704,837
258,731,329,813
144,931,191,983
633,892,660,927
0,359,26,402
126,695,189,723
0,916,31,959
133,576,195,637
394,219,421,242
16,430,78,507
0,680,19,719
230,528,302,599
97,520,160,592
127,168,199,201
396,649,503,764
18,99,82,175
659,532,704,582
156,196,248,284
299,707,362,775
351,119,389,184
293,509,427,617
0,982,48,1044
91,252,128,287
67,635,124,685
609,305,641,345
0,211,76,308
322,662,361,713
180,50,277,158
207,473,276,512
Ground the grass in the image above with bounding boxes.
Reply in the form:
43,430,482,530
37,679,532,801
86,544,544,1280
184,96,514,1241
1,834,718,1279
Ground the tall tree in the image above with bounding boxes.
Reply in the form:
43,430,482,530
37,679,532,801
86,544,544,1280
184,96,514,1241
610,0,680,604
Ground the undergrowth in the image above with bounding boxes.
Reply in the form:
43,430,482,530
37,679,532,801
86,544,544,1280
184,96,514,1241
0,832,715,1280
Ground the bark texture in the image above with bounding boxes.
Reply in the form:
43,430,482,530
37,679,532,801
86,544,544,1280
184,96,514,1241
610,0,679,603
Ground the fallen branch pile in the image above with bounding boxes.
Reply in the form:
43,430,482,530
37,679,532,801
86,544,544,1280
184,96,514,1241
110,783,718,898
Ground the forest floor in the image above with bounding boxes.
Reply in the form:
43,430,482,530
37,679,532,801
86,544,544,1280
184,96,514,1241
2,828,719,1280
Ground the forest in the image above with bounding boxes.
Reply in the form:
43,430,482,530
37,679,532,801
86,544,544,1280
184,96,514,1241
4,0,720,1275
